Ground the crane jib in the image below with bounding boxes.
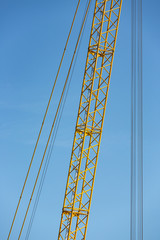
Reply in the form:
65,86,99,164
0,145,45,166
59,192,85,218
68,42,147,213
58,0,123,239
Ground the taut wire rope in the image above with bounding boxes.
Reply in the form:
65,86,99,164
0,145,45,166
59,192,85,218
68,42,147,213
24,1,91,238
137,0,143,239
7,1,82,239
131,0,143,239
17,0,92,238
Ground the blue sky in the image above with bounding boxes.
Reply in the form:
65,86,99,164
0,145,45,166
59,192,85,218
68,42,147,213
0,0,160,239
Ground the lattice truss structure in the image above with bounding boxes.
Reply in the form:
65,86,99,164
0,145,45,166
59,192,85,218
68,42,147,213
58,0,122,239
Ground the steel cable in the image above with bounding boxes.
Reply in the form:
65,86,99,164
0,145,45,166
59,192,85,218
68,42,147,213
137,0,143,239
7,1,82,239
130,0,143,240
24,1,91,238
131,1,137,239
17,0,92,239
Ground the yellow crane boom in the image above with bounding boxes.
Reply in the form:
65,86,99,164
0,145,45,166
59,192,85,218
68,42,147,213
58,0,122,239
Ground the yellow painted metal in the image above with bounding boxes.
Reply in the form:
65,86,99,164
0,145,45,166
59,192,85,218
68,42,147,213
58,0,122,239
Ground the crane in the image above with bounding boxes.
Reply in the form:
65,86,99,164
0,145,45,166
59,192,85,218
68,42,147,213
7,0,123,239
57,0,122,239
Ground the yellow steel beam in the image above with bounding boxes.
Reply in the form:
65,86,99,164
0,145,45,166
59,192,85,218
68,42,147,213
58,0,122,239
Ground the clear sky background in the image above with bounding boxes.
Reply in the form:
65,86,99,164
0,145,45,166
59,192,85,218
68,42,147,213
0,0,160,239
